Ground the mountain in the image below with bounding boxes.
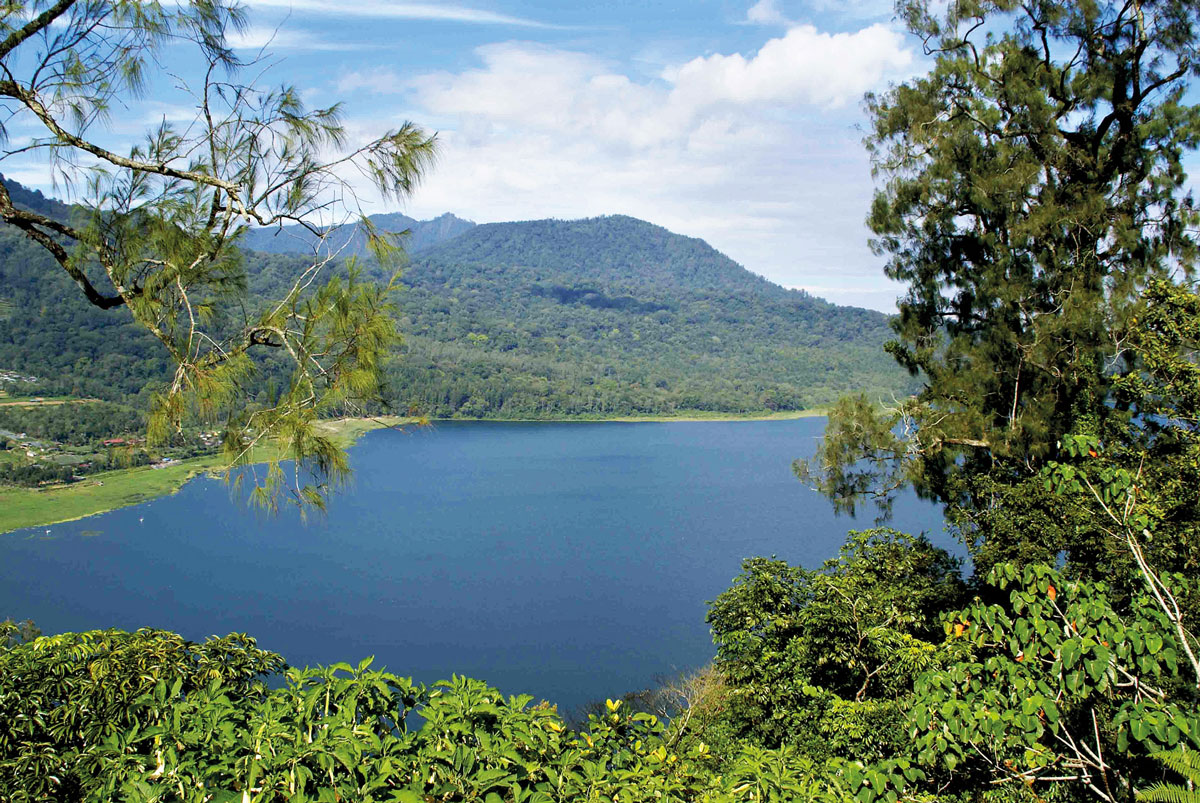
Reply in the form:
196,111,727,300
417,215,777,293
239,212,476,257
2,178,73,220
361,215,908,418
0,176,910,417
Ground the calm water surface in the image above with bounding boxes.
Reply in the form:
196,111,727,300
0,419,950,711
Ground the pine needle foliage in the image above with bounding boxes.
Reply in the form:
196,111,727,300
0,1,437,510
800,0,1200,572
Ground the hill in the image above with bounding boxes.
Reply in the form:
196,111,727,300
239,212,476,257
1,177,910,418
0,193,171,401
374,216,908,417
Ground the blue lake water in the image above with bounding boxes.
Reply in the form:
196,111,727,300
0,419,952,712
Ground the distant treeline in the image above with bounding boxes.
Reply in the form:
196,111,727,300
0,403,144,445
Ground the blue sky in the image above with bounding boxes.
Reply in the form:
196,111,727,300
9,2,1199,311
227,0,920,309
5,1,922,309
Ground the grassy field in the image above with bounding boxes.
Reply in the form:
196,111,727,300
0,455,228,534
0,417,413,535
0,396,97,407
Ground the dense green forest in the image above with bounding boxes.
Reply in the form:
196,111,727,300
1,179,910,421
382,216,906,417
0,403,144,447
3,0,1200,801
0,182,172,403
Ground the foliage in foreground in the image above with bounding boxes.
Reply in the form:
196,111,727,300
0,624,876,803
705,530,963,759
912,564,1200,801
1139,749,1200,803
700,553,1200,803
7,547,1197,803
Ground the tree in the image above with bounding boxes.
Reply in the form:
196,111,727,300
0,622,845,801
910,562,1200,802
705,529,964,758
0,1,436,508
798,0,1200,574
1037,279,1200,615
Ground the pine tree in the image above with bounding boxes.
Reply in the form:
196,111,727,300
799,0,1200,572
0,2,437,509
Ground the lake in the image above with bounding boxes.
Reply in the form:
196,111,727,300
0,419,951,712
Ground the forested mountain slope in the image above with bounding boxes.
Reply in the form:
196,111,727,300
0,181,170,401
377,216,909,417
239,211,476,256
1,177,910,417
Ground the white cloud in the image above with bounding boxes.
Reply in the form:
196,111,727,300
410,45,675,149
377,25,917,310
745,0,791,26
227,25,375,51
666,24,911,108
408,25,910,150
239,0,566,28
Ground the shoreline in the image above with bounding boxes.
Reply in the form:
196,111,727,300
0,416,416,536
430,409,826,424
0,411,824,534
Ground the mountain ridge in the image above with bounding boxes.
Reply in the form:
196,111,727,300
0,176,910,417
239,211,476,257
371,214,905,417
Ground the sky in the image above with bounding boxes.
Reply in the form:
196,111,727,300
11,1,929,310
230,0,920,310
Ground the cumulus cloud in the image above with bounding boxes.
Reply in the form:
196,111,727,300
666,24,911,108
410,25,911,150
379,24,916,309
411,45,674,150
